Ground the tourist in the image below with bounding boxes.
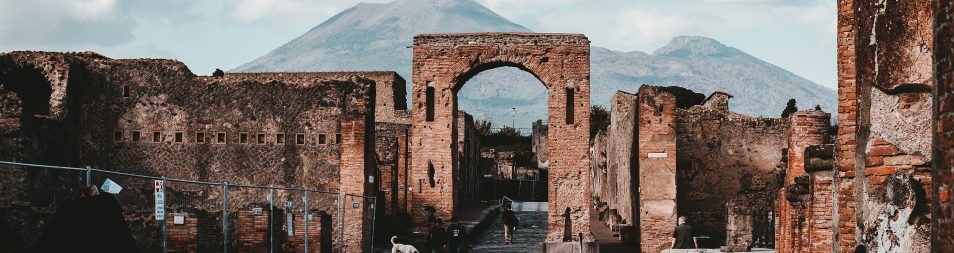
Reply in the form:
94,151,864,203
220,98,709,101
427,218,447,253
35,185,137,252
671,216,698,249
501,206,519,245
446,216,468,253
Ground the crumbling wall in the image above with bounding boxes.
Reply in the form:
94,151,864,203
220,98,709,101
934,0,954,250
675,92,787,245
635,85,678,252
532,119,549,169
606,91,637,230
455,111,480,202
0,51,390,252
852,0,934,251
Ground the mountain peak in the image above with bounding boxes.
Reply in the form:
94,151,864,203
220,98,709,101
653,36,740,57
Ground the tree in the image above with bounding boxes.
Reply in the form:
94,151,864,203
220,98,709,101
590,105,610,139
212,68,225,77
781,99,798,118
475,119,492,137
496,126,521,138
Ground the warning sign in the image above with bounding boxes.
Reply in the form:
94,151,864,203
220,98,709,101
154,180,165,220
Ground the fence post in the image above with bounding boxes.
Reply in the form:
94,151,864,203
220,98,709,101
162,176,168,253
339,192,345,253
85,166,91,186
268,186,274,253
304,191,309,253
336,193,342,253
370,196,377,252
223,182,229,253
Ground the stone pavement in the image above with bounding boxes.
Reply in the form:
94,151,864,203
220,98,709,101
471,211,548,252
471,202,548,253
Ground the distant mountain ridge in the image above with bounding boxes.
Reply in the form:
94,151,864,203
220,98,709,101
234,0,836,129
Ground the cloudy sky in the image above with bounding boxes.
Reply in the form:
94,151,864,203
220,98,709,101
0,0,837,88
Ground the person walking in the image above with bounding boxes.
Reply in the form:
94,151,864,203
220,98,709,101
671,216,698,249
427,218,448,253
501,207,519,245
446,216,468,253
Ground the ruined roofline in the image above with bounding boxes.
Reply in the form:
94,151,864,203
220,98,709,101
703,90,734,102
413,32,590,46
3,50,190,68
2,51,406,84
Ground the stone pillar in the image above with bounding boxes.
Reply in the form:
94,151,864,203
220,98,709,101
339,117,372,252
935,0,954,250
607,91,637,229
777,110,830,253
636,86,678,252
834,0,858,251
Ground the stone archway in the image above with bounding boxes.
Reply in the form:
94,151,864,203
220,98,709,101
410,33,593,242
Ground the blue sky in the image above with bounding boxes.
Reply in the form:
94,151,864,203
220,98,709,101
0,0,837,88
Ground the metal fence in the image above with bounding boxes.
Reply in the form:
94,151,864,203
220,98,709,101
0,160,376,253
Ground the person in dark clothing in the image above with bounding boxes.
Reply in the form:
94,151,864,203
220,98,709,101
446,216,468,253
427,218,447,253
501,207,519,245
35,185,138,253
671,216,697,249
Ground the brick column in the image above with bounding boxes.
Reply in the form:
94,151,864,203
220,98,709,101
339,117,372,252
778,110,830,253
935,0,954,250
834,0,858,251
636,86,678,252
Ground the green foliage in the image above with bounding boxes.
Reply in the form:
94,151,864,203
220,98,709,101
590,105,610,139
479,125,531,153
475,119,492,137
212,68,225,77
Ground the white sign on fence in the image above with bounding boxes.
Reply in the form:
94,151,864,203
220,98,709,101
154,180,165,220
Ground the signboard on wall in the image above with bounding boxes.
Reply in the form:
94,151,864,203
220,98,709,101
154,180,165,220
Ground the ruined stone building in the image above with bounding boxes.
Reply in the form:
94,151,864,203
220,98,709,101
775,0,954,252
591,85,791,252
532,119,549,169
0,51,413,252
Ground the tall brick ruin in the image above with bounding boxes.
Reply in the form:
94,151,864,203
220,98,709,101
0,51,408,252
592,85,789,251
411,33,593,243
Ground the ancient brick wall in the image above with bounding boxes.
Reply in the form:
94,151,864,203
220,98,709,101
834,0,858,251
606,91,637,229
675,92,787,245
455,111,480,201
411,33,592,241
851,0,934,251
590,131,608,216
935,0,954,250
370,73,407,124
532,120,549,169
635,86,678,252
0,51,389,251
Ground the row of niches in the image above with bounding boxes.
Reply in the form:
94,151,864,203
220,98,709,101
112,130,343,146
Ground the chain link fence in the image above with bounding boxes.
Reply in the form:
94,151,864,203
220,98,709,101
0,160,374,253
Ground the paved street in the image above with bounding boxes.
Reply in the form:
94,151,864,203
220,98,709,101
471,202,548,253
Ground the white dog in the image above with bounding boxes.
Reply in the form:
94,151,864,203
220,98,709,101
391,236,419,253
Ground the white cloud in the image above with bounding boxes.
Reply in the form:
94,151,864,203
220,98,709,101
68,0,118,21
226,0,369,24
